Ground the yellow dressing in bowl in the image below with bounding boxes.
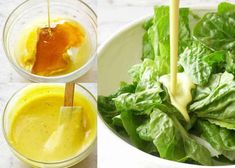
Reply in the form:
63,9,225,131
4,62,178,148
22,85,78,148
7,84,96,162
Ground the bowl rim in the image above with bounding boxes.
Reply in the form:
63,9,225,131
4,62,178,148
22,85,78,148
97,5,235,168
2,0,97,83
2,83,97,166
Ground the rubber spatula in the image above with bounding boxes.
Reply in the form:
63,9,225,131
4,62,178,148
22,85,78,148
43,83,83,154
59,82,82,124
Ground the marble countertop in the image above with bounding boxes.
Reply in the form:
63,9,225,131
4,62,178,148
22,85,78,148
0,83,97,168
0,0,97,83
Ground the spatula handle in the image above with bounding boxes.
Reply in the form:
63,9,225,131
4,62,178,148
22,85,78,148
64,82,75,106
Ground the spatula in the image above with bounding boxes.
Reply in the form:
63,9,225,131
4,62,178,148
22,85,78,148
43,82,83,153
59,82,82,124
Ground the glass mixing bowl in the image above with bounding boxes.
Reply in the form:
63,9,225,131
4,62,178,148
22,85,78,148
3,0,97,83
2,83,97,168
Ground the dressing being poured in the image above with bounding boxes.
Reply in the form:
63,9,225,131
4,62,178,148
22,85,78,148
160,0,194,122
47,0,51,32
170,0,180,95
160,73,195,122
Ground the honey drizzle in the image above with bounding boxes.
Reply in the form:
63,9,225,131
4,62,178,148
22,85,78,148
31,22,85,76
22,0,86,76
47,0,51,34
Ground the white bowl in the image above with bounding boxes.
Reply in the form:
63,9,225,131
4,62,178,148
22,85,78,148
98,7,234,168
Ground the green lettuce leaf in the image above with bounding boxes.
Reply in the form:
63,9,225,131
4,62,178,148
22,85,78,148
218,2,235,14
120,110,147,149
225,52,235,75
142,6,190,75
179,42,226,85
143,18,155,60
113,87,162,115
208,119,235,131
197,120,235,161
137,109,212,165
212,156,235,165
193,11,235,53
128,59,159,91
193,4,235,76
114,59,163,115
190,72,235,129
98,82,136,124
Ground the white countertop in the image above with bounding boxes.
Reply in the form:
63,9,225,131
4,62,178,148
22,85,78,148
0,0,97,83
98,0,235,45
97,0,235,168
0,83,97,168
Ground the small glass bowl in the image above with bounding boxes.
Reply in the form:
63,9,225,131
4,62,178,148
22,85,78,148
2,84,97,168
3,0,97,83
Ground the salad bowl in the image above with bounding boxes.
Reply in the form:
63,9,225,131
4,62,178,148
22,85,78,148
98,5,235,168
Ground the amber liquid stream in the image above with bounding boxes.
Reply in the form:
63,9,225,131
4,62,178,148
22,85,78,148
31,0,84,76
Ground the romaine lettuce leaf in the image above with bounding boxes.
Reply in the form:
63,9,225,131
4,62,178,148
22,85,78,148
137,109,212,165
179,42,226,85
120,110,147,150
114,59,163,114
208,119,235,131
197,120,235,161
226,52,235,75
218,2,235,14
193,4,235,77
113,87,162,115
190,72,235,129
142,6,190,75
193,11,235,53
128,59,159,91
98,82,137,125
143,18,155,60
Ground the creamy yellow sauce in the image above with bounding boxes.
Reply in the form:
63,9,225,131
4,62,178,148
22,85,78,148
170,0,180,95
15,19,91,76
8,84,96,162
168,1,194,121
160,73,195,122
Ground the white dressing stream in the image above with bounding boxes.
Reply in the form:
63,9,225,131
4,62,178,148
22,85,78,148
170,0,180,95
160,73,195,122
167,0,194,121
